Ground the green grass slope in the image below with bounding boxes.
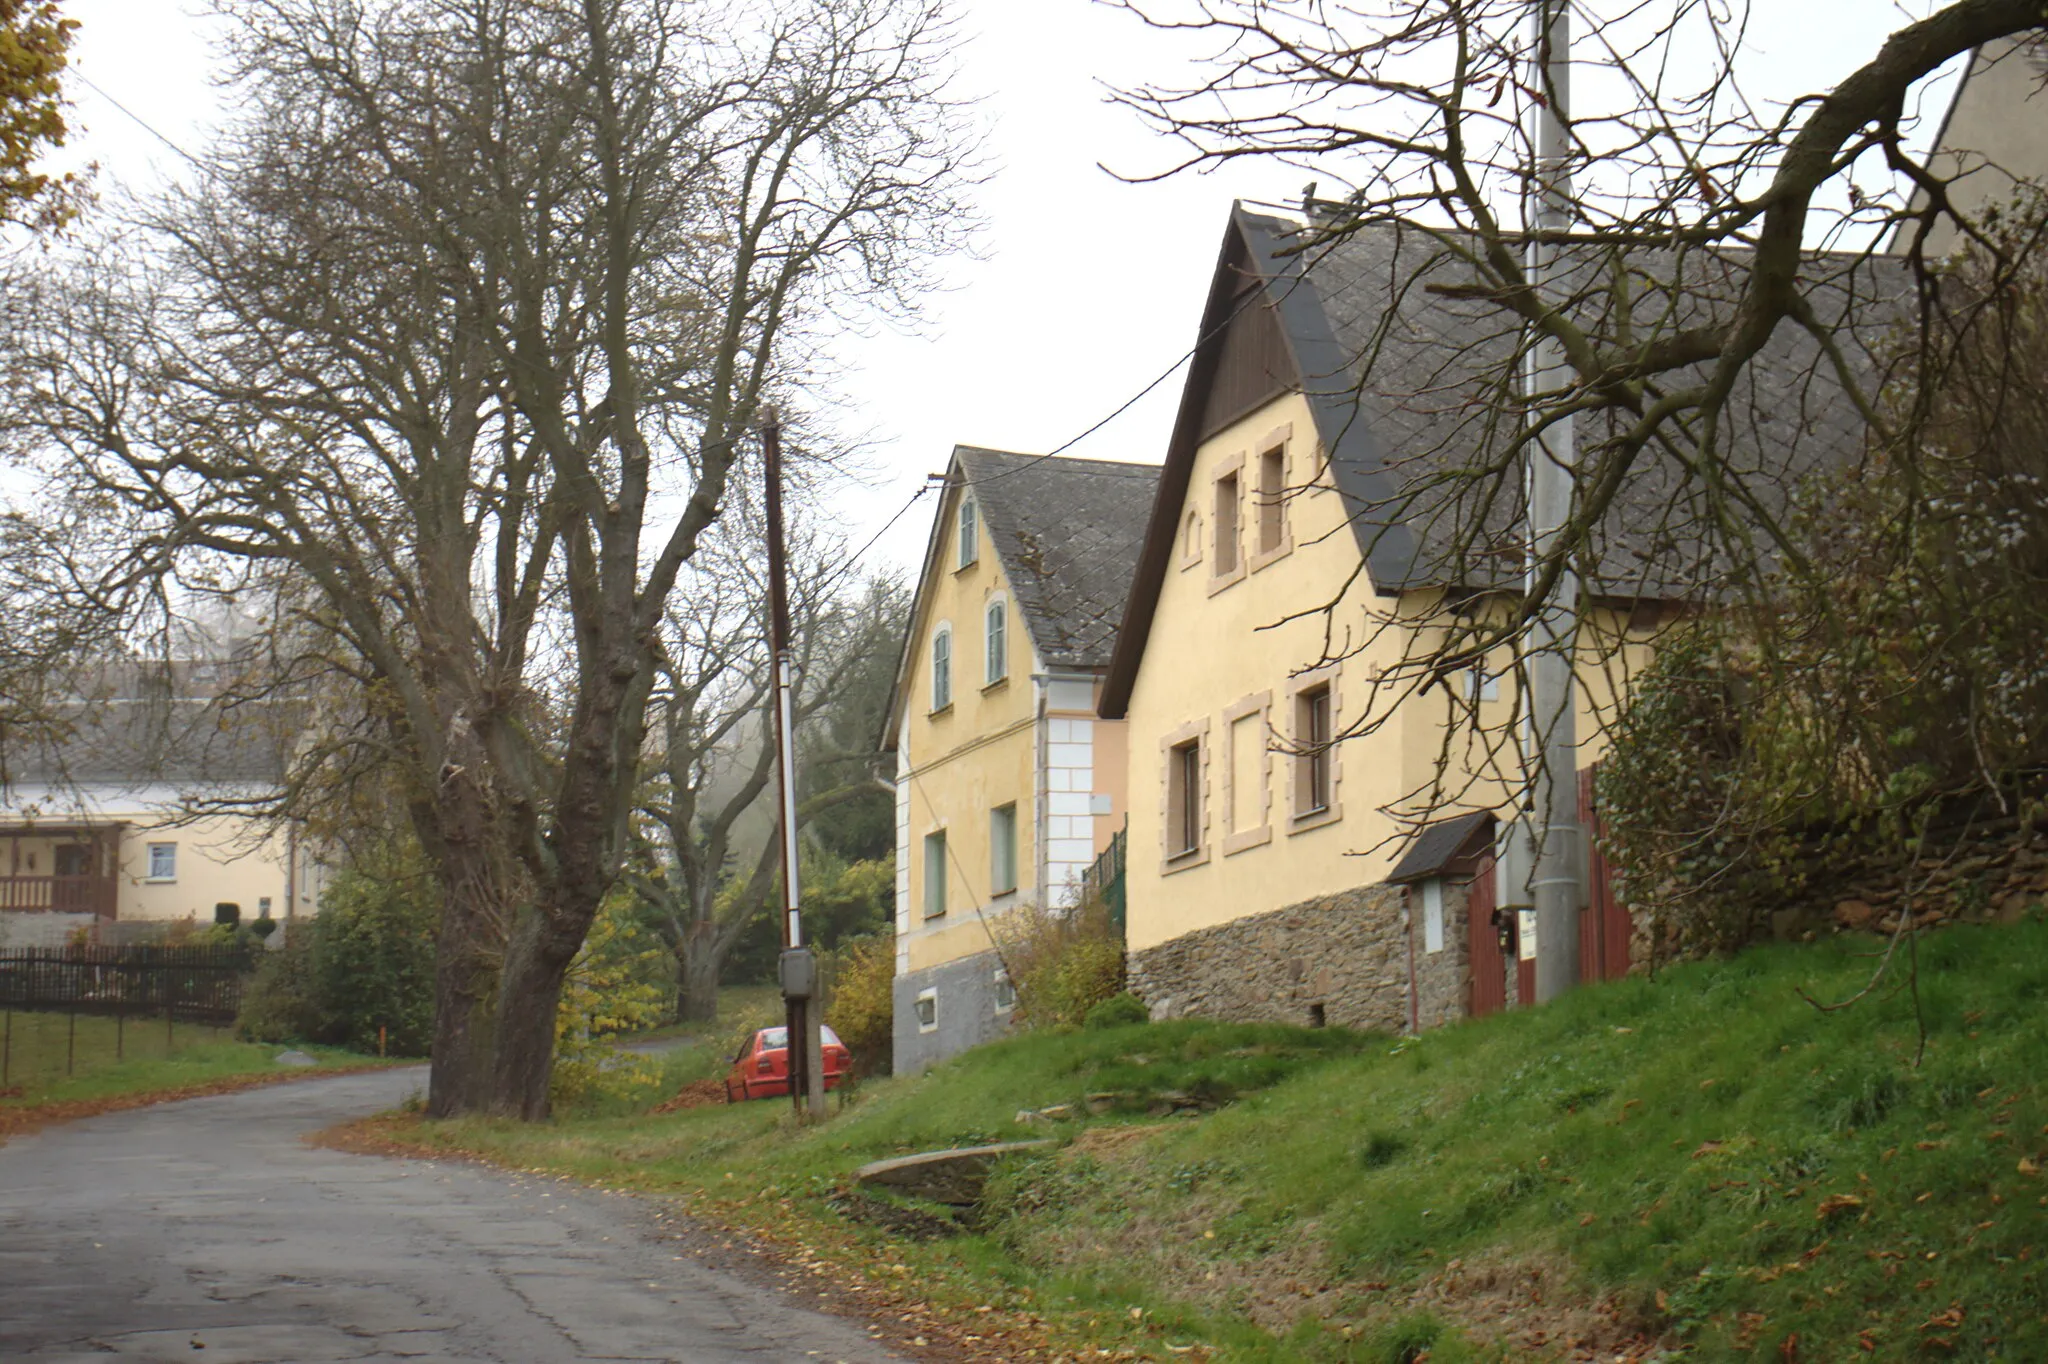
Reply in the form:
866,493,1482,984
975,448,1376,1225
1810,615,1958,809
414,919,2048,1362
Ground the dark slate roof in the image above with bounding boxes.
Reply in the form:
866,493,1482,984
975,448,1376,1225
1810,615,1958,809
1245,210,1900,599
7,697,291,788
1103,204,1910,717
1385,810,1496,885
956,448,1161,670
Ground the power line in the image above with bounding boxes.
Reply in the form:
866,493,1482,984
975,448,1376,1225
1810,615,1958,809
72,71,211,170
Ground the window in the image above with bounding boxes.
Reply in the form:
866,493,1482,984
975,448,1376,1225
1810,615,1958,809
1180,509,1202,566
146,843,177,881
1421,879,1446,954
992,969,1015,1013
1296,683,1333,817
915,988,938,1033
1256,445,1286,555
930,627,952,711
989,803,1018,895
1168,738,1203,858
1213,470,1241,575
923,831,948,918
1467,668,1499,703
984,598,1007,685
957,496,979,568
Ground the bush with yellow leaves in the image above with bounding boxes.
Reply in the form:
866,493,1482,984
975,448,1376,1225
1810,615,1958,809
549,890,673,1113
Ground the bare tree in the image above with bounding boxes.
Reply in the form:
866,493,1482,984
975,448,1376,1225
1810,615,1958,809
628,518,903,1023
1108,0,2048,831
5,0,971,1118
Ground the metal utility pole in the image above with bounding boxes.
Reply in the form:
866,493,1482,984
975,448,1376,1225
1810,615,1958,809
1523,0,1583,1002
762,411,827,1119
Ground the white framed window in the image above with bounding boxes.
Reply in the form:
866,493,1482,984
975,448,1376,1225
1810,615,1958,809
923,831,948,919
146,843,178,882
930,626,953,711
990,803,1018,895
984,598,1008,686
992,969,1015,1013
915,987,938,1033
957,496,979,568
1422,879,1446,954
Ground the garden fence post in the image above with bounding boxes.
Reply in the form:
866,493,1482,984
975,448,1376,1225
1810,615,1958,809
3,1008,10,1087
67,1006,75,1077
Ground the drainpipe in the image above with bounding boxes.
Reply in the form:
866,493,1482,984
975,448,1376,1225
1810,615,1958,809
1031,672,1049,909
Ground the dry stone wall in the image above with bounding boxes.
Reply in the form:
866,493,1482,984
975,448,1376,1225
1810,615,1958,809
1129,883,1409,1032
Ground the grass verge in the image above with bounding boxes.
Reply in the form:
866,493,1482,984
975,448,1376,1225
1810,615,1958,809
1,1011,407,1143
357,919,2048,1362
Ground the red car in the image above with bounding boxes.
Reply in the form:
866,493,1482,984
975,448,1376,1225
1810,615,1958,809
723,1025,852,1102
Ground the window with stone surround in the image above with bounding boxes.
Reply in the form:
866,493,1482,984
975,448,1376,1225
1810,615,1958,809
1161,718,1210,870
1288,665,1342,831
1214,472,1240,571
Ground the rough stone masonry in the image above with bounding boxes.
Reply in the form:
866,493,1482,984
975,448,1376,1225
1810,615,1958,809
1130,883,1411,1031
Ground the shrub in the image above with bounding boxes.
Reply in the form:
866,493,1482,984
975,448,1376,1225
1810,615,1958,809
994,889,1126,1031
234,853,438,1055
306,862,438,1055
1082,991,1149,1030
550,889,672,1112
825,932,894,1076
236,933,320,1043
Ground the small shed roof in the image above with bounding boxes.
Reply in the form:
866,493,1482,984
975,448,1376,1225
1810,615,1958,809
1385,810,1497,885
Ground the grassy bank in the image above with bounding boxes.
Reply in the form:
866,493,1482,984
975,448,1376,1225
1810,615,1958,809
1,1010,401,1115
390,919,2048,1362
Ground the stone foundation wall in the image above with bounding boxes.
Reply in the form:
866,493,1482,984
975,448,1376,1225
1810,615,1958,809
1130,883,1409,1032
1409,880,1474,1031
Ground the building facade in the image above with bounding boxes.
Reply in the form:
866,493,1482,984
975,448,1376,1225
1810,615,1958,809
0,673,325,948
886,447,1155,1072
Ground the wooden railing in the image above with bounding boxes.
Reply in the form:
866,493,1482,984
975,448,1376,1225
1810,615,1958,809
0,875,116,916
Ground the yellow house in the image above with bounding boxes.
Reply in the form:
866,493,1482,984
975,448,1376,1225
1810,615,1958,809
0,669,326,948
1098,206,1871,1030
885,447,1157,1071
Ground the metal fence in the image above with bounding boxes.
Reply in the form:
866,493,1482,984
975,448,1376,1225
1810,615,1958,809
0,944,258,1025
1078,826,1127,937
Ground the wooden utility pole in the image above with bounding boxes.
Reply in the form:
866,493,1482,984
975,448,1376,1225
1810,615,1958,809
1523,0,1584,1001
762,412,827,1119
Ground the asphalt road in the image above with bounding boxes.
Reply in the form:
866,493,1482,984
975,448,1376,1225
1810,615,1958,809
0,1068,905,1364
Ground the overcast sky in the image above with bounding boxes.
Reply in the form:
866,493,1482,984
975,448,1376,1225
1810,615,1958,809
50,0,1964,582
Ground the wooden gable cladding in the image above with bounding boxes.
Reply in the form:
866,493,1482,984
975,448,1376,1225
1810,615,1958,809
1198,269,1297,441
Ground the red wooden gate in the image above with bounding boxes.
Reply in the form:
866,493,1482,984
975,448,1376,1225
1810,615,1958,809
1467,851,1507,1018
1578,766,1633,982
1465,767,1631,1018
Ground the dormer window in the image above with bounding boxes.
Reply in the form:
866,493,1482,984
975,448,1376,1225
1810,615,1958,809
957,496,979,568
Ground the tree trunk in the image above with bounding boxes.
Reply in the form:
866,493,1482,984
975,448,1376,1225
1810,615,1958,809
487,909,581,1120
677,920,723,1023
420,785,511,1119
